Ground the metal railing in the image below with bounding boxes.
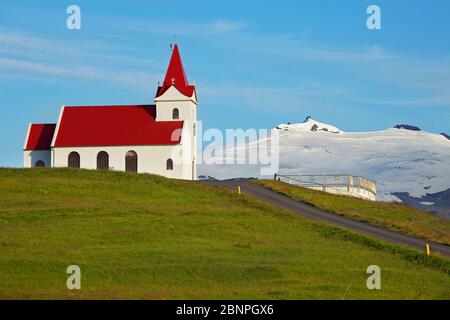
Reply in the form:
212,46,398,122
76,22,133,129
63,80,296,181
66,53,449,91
274,174,377,200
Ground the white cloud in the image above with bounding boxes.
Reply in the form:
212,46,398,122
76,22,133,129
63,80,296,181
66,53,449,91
0,27,162,89
209,20,247,33
200,81,348,110
0,57,160,89
211,30,397,63
0,27,156,66
353,96,450,108
2,19,450,109
106,18,248,37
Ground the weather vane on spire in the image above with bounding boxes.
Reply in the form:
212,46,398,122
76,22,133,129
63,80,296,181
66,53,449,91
170,35,178,50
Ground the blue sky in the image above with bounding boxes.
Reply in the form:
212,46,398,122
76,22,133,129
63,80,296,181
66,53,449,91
1,0,450,167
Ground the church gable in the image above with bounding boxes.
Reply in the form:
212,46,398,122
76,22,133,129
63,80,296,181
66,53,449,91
155,85,197,103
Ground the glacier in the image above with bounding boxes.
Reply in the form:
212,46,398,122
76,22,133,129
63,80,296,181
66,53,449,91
199,116,450,214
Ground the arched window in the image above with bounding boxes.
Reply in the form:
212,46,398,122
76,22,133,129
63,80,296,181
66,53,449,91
125,150,138,173
35,160,45,167
166,158,173,171
97,151,109,170
68,152,80,168
172,108,179,120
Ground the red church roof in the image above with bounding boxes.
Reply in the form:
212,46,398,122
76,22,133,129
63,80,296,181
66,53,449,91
53,105,183,148
156,44,196,98
24,124,56,150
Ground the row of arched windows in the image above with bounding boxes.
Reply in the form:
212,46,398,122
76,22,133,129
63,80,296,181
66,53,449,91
66,151,174,172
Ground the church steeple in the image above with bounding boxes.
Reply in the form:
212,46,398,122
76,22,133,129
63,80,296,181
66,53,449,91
154,43,198,180
156,44,196,99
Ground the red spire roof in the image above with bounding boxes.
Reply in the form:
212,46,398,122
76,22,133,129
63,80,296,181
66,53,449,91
156,44,196,98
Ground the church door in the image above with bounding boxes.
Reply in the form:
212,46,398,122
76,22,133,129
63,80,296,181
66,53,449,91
97,151,109,170
125,151,138,173
68,152,80,168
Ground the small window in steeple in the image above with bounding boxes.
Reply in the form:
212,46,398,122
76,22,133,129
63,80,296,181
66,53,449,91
172,108,179,120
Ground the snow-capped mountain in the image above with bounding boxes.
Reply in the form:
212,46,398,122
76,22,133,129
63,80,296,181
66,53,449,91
199,116,450,216
275,116,342,133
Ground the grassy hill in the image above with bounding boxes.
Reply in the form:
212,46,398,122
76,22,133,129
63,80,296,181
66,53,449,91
0,168,449,299
256,180,450,246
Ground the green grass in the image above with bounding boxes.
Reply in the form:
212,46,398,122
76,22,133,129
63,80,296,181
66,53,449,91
0,168,449,299
255,180,450,246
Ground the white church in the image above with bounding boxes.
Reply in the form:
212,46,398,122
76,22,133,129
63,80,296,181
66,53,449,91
23,44,198,180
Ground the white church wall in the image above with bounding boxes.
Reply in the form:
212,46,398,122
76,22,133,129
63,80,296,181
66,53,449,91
179,126,196,180
52,144,194,179
23,150,52,168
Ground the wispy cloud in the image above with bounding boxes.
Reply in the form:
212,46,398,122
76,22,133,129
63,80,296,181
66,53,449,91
363,59,450,93
353,96,450,108
105,18,248,37
217,33,450,108
0,27,162,89
201,81,349,110
209,20,248,33
2,16,450,110
0,57,160,88
0,19,247,88
98,16,393,64
251,40,396,63
0,27,156,66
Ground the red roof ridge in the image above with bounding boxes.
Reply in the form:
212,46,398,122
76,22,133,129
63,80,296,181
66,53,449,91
63,104,155,108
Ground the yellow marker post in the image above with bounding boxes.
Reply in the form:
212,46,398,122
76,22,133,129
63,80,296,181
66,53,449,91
238,186,241,195
426,243,431,256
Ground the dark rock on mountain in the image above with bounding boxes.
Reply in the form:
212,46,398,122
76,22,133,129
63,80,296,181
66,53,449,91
393,188,450,219
310,123,330,132
394,124,421,131
441,133,450,140
198,175,217,181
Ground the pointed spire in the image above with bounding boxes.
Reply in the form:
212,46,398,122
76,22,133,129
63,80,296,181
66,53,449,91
163,44,189,88
156,44,195,98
